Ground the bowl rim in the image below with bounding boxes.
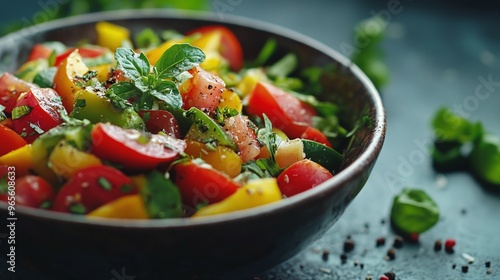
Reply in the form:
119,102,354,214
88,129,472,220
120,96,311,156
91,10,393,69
0,8,386,228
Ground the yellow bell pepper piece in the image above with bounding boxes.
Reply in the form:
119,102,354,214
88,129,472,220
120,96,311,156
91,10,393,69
218,88,243,113
96,21,131,52
184,139,242,178
192,178,282,217
145,38,185,66
53,50,88,113
237,68,268,96
87,195,149,219
0,144,32,176
88,64,112,82
48,140,102,180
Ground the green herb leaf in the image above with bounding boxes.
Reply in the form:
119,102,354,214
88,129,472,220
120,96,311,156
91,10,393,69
155,43,206,79
266,53,298,79
115,48,151,90
134,27,161,49
151,80,183,111
98,176,112,191
140,170,182,219
254,115,282,177
432,107,483,143
11,105,32,119
69,203,87,214
390,188,439,234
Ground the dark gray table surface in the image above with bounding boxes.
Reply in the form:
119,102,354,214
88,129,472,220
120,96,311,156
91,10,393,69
1,1,500,279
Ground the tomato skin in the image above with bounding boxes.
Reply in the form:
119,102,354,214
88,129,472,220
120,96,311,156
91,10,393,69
174,160,241,209
90,122,186,171
12,88,65,143
28,44,53,61
301,127,332,148
0,124,27,157
0,72,38,113
138,110,181,138
186,25,244,71
246,81,317,139
180,66,225,114
54,46,108,66
53,165,137,214
276,159,334,197
0,175,55,209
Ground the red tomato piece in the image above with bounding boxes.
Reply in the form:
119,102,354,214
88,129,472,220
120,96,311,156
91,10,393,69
276,159,334,197
138,110,181,138
174,159,240,209
0,175,55,209
12,88,65,143
54,46,108,66
0,72,38,113
28,44,53,61
90,122,186,171
222,114,261,162
186,25,244,71
246,81,317,139
52,165,137,214
301,127,332,148
181,66,226,114
0,124,27,157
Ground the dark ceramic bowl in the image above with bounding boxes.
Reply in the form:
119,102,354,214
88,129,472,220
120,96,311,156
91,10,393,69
0,9,385,280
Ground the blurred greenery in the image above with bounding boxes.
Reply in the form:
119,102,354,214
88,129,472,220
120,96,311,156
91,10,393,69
1,0,209,36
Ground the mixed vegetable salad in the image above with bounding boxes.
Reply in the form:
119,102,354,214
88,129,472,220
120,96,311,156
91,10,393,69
0,22,351,219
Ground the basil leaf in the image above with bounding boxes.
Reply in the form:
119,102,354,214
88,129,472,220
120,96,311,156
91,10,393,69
151,80,182,110
33,67,57,88
107,82,141,100
140,170,182,219
155,43,206,79
266,53,298,79
115,48,151,90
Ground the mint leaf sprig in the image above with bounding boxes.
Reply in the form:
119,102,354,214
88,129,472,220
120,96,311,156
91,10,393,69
108,43,205,112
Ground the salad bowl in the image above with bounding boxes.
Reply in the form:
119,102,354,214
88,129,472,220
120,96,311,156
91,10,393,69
0,9,385,279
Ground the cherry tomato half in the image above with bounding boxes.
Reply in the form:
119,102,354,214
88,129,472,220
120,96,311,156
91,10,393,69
12,88,65,143
173,159,241,209
138,110,181,138
0,124,27,157
52,165,137,214
186,25,244,71
276,159,334,197
0,72,37,113
90,122,186,171
246,81,317,139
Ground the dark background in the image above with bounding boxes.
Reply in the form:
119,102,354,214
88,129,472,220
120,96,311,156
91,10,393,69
1,1,500,279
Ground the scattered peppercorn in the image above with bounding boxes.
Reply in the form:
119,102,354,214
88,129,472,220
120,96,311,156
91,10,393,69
461,208,467,215
487,269,493,275
393,236,404,248
445,239,456,253
386,248,396,260
434,240,442,251
322,250,330,261
340,253,348,264
384,272,396,280
360,263,365,269
344,238,355,253
376,237,386,247
485,261,491,268
452,264,456,269
462,265,468,273
381,218,386,225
